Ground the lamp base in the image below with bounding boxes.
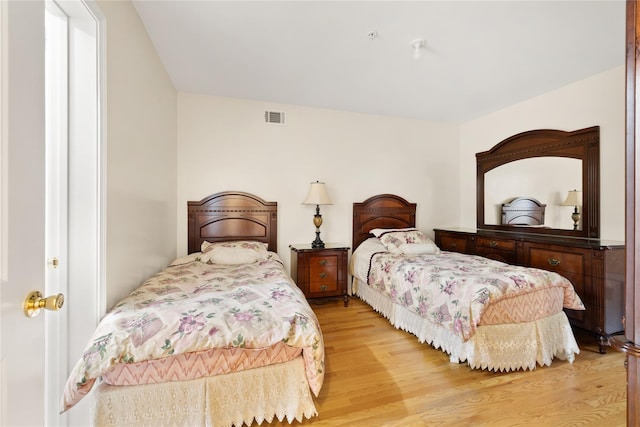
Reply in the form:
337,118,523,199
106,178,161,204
311,229,325,248
571,208,580,231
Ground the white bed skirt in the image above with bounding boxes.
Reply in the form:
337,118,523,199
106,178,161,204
354,278,580,372
91,356,317,427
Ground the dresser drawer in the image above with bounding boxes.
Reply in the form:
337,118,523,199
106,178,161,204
439,235,468,253
475,247,517,264
525,245,588,327
476,236,515,251
475,236,517,263
527,247,585,276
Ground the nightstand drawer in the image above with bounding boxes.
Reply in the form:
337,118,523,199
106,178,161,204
309,255,338,286
309,277,338,293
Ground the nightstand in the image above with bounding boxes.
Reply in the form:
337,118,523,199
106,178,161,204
289,244,350,307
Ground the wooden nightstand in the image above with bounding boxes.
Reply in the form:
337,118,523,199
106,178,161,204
289,244,350,306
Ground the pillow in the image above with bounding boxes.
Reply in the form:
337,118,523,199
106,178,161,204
370,227,417,238
200,240,268,265
200,240,268,252
169,252,201,266
376,229,440,255
356,237,387,254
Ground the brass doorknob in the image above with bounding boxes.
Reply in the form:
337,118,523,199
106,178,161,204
23,291,64,318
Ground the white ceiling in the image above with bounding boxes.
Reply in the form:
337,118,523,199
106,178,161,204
132,1,626,123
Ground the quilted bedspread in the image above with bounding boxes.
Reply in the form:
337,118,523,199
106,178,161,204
368,251,585,341
61,255,324,412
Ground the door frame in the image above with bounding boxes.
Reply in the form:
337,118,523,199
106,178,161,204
49,0,107,424
613,1,640,424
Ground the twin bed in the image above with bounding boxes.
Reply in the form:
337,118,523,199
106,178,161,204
350,194,584,372
62,191,585,426
62,192,323,426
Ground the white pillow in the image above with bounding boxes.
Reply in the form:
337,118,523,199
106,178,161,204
200,240,268,265
204,246,259,265
376,229,440,255
200,240,268,253
169,252,201,266
356,237,387,253
394,241,440,255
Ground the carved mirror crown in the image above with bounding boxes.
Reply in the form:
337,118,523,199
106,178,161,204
476,126,600,238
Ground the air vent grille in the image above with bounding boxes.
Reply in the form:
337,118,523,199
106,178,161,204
265,111,285,124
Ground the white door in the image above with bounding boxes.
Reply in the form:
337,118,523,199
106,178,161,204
1,1,49,425
1,1,104,425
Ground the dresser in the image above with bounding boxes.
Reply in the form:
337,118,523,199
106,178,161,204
434,228,625,353
289,244,350,306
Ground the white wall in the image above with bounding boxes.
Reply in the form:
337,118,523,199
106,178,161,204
177,93,460,270
98,1,178,309
459,66,625,241
176,64,625,270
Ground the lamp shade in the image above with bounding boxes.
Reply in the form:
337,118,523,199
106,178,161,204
302,181,332,205
561,190,582,207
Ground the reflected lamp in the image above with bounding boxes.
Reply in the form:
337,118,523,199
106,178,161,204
561,190,582,230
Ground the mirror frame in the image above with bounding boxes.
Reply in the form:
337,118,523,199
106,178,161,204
476,126,600,238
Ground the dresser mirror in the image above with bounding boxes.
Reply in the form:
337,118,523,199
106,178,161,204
476,126,600,238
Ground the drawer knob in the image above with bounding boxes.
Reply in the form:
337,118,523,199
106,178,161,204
319,285,328,291
548,258,561,266
318,259,327,266
319,272,328,279
449,242,457,248
489,241,498,248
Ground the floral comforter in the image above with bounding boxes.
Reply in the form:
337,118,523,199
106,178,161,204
61,254,324,412
368,251,584,341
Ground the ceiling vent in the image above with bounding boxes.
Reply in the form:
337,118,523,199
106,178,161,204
265,111,285,125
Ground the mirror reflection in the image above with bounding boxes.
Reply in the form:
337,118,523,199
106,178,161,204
484,157,582,230
476,126,599,238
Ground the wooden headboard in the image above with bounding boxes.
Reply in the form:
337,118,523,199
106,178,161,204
352,194,416,250
187,191,278,254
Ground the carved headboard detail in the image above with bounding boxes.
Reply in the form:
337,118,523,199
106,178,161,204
352,194,416,250
187,191,277,254
501,197,546,226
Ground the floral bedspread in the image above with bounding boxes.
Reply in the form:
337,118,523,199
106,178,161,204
368,251,584,341
62,255,324,412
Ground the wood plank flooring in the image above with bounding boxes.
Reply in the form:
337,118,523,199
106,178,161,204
262,297,627,427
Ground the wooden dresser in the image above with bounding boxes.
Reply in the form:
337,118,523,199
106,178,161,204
434,228,625,353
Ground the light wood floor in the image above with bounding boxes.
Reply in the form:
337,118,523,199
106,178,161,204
264,297,627,427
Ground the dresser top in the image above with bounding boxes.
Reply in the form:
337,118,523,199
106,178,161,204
434,227,625,249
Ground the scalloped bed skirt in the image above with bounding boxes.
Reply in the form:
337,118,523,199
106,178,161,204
91,356,317,427
354,278,581,371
